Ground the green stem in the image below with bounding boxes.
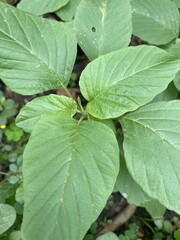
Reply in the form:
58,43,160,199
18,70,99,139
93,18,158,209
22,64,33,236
137,217,156,234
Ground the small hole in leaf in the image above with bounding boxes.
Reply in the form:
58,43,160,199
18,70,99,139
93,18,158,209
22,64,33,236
91,27,96,32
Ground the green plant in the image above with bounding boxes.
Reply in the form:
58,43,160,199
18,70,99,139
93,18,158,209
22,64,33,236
0,0,180,239
119,223,142,240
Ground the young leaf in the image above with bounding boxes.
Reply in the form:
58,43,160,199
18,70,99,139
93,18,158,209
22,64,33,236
74,0,132,60
0,204,16,235
116,157,151,206
96,232,119,240
9,231,21,240
80,45,180,119
131,0,179,45
0,3,77,95
22,115,119,240
141,200,166,228
56,0,81,22
17,0,69,15
120,101,180,213
16,95,77,132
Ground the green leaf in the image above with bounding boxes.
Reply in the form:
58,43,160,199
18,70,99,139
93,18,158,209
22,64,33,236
15,183,24,204
172,0,180,8
10,231,21,240
142,200,165,228
96,232,119,240
162,39,180,57
116,157,150,206
80,45,180,119
74,0,132,60
0,204,16,235
0,3,77,95
22,115,119,240
5,123,23,142
131,0,179,45
56,0,81,22
120,101,180,213
88,115,116,134
152,82,178,102
0,182,16,202
16,95,77,132
174,71,180,91
174,229,180,240
161,39,180,90
163,220,173,233
17,0,69,15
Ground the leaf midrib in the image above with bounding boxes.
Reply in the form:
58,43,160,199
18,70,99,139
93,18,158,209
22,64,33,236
88,57,175,102
124,117,180,152
0,18,65,87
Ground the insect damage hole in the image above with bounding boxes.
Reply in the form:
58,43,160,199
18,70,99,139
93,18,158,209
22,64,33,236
91,27,96,32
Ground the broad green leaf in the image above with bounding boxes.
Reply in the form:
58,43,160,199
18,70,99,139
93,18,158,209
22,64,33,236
0,3,77,95
141,200,165,228
152,82,178,102
131,0,179,45
120,101,180,213
56,0,81,22
0,182,16,202
74,0,132,60
88,115,116,134
22,115,119,240
16,95,77,132
174,229,180,239
172,0,180,8
162,39,180,57
116,157,150,206
96,232,119,240
10,231,21,240
80,45,180,119
17,0,69,15
0,204,16,235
